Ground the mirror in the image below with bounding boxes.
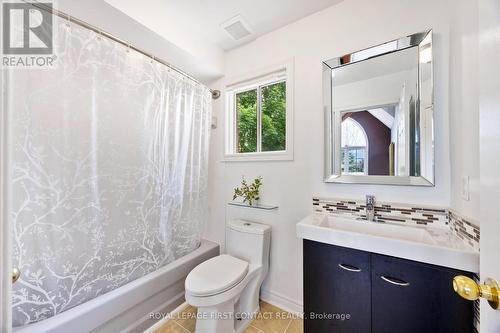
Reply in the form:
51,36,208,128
323,30,434,186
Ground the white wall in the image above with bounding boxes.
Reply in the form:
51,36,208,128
205,0,478,311
449,0,480,222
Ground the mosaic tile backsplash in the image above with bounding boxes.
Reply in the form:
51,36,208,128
312,197,480,251
449,210,480,251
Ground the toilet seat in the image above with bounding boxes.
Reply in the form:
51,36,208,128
185,254,249,297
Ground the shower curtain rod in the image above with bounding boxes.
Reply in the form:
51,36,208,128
25,1,221,100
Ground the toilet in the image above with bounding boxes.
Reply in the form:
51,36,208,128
185,220,271,333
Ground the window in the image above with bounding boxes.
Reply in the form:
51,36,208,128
341,147,366,174
341,118,368,175
225,62,293,161
235,81,286,153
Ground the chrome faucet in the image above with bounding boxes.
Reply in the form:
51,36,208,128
366,195,375,222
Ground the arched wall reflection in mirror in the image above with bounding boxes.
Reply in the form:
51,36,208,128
323,30,434,186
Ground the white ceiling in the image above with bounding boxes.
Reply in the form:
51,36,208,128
368,108,395,129
105,0,344,51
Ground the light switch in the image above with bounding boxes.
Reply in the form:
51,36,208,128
461,176,470,201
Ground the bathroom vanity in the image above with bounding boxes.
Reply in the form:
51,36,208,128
303,27,483,332
297,213,479,333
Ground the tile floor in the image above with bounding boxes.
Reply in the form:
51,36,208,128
155,301,303,333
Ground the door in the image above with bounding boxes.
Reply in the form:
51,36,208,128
371,254,430,333
479,0,500,331
303,240,371,333
372,254,473,333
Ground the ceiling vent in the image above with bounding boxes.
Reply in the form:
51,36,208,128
221,15,253,41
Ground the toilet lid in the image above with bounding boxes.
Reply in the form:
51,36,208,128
185,255,249,297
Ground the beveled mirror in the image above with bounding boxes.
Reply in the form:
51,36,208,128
323,30,434,186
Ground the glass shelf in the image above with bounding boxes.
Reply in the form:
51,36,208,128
227,201,278,210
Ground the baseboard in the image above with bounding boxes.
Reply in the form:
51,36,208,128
260,289,303,316
141,299,188,333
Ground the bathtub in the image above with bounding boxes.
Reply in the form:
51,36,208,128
14,240,219,333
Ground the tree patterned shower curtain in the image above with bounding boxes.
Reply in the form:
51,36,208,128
5,16,212,327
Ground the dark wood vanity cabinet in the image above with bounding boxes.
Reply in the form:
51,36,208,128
303,240,371,333
371,254,474,333
303,240,475,333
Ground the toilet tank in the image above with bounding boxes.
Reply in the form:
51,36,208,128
226,220,271,268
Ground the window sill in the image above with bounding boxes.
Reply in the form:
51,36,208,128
222,151,293,162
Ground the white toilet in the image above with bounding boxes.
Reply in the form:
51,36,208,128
185,220,271,333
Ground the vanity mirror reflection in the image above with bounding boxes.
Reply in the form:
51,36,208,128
323,30,434,185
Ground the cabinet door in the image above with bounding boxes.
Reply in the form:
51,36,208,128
303,240,371,333
371,254,474,333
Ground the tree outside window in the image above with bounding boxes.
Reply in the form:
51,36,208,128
236,89,257,153
235,81,286,153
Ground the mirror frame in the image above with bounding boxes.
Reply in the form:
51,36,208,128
323,30,434,186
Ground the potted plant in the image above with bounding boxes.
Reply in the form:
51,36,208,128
233,176,263,206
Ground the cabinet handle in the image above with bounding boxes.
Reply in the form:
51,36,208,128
338,263,362,272
381,275,410,287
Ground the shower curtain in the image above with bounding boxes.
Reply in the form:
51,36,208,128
5,17,212,327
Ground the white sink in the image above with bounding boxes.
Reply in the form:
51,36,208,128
319,217,435,244
297,214,479,273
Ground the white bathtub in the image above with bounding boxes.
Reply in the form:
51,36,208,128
14,240,219,333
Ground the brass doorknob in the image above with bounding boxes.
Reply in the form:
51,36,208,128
453,275,500,310
12,268,21,284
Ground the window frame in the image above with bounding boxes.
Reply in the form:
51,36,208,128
224,61,294,162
